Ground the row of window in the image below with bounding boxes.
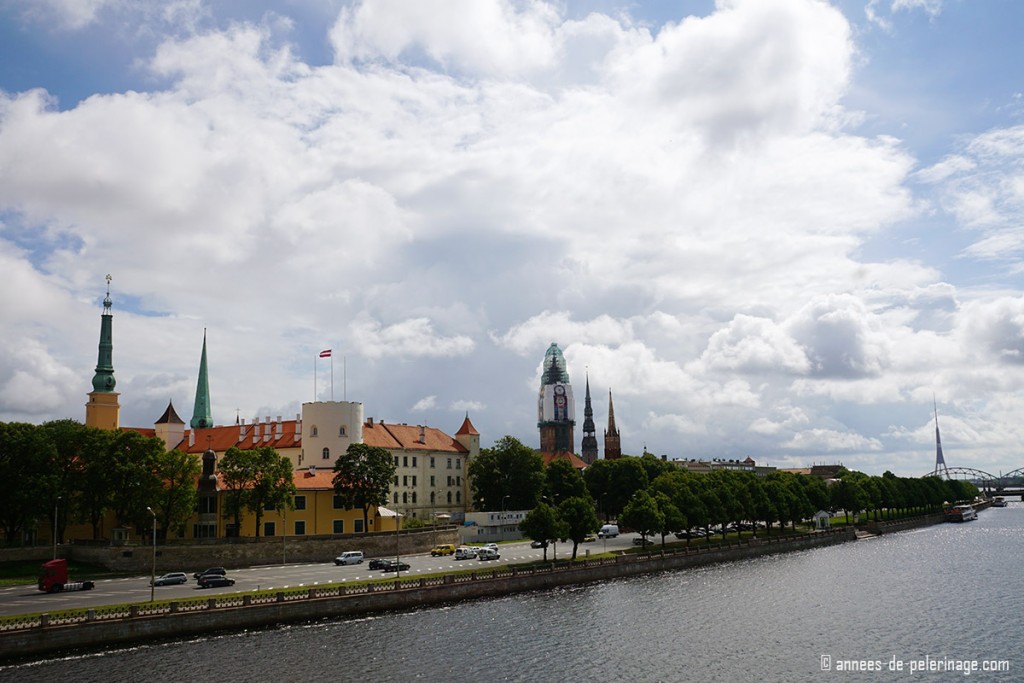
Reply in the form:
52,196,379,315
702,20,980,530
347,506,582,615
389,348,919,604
309,425,347,438
394,490,461,504
196,518,366,539
393,475,463,488
394,455,462,469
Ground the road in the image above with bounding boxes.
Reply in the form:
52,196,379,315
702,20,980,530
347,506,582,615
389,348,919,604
0,534,666,617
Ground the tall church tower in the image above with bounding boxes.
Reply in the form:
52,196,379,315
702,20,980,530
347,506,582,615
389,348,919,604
604,388,621,460
537,343,575,453
85,275,120,430
580,374,598,464
191,330,213,429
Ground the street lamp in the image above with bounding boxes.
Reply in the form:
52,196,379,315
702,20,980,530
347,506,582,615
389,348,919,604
500,495,510,543
146,506,156,602
52,495,61,560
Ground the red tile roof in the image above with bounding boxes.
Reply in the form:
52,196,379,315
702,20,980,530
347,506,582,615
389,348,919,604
456,415,479,436
540,450,588,470
366,421,468,454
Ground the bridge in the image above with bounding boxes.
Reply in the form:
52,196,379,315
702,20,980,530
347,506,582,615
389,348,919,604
923,405,1024,498
924,466,1024,499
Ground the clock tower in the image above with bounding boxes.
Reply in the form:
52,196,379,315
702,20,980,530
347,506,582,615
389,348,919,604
537,343,575,453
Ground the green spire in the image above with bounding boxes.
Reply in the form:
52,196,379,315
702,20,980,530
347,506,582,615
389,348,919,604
190,330,212,429
91,275,116,393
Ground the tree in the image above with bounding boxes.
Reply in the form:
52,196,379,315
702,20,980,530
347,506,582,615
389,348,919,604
545,458,587,506
103,430,166,536
246,447,295,537
518,502,566,562
584,457,649,520
557,496,600,559
76,427,116,540
620,490,664,548
153,448,202,539
333,442,396,532
219,447,258,536
469,436,545,511
0,423,54,544
653,492,685,548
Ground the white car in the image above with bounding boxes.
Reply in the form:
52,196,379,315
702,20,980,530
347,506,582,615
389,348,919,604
334,551,364,565
477,548,501,561
482,543,498,552
455,547,478,560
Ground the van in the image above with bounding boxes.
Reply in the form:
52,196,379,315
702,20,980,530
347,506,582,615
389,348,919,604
477,547,500,561
597,524,619,539
430,543,456,556
334,551,364,565
454,547,478,560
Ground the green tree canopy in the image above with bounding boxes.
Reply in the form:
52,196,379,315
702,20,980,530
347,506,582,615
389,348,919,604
518,502,566,562
469,436,545,511
557,496,600,559
544,457,588,506
333,442,396,531
620,490,664,545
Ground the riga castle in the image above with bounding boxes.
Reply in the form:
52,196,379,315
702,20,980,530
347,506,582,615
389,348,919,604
81,284,478,540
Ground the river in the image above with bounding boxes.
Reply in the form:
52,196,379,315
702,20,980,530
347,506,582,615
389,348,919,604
2,504,1022,682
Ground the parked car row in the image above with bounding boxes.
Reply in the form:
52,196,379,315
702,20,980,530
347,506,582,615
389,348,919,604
149,567,235,589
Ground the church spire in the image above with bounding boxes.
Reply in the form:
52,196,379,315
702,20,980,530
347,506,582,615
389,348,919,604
580,372,598,464
85,275,120,430
190,330,213,429
604,388,621,460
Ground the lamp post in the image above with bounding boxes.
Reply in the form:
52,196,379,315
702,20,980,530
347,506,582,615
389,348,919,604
52,495,61,560
501,495,510,543
146,506,156,602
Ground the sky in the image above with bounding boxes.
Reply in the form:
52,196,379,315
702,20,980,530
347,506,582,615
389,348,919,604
2,0,1023,479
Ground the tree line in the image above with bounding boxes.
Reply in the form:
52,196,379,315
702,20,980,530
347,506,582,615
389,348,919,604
470,436,980,559
0,420,400,545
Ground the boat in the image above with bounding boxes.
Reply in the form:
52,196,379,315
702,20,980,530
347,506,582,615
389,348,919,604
945,504,978,522
991,496,1008,507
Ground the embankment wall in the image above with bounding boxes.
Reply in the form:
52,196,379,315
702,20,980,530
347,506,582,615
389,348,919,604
0,528,854,662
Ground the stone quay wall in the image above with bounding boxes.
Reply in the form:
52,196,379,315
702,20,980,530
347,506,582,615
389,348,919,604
0,528,855,662
1,528,458,574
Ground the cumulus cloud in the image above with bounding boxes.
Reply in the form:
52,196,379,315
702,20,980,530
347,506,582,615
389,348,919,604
350,317,474,360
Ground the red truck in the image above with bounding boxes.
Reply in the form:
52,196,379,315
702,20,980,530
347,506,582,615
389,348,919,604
38,559,95,593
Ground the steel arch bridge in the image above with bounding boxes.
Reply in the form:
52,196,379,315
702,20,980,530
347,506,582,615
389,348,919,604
925,466,1024,491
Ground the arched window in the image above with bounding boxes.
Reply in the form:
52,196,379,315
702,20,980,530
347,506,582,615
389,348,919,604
322,447,330,460
393,492,398,504
310,425,318,437
412,492,417,504
430,492,436,504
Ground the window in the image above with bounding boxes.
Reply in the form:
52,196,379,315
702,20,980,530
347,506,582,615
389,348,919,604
456,476,461,486
456,491,461,503
430,491,436,504
198,496,217,514
456,458,461,469
447,491,452,504
394,476,399,486
333,520,344,534
294,520,306,535
332,495,345,509
403,492,408,504
311,425,318,437
322,447,330,460
339,425,346,436
394,456,400,466
294,496,306,511
193,522,217,538
393,492,398,504
430,475,435,487
264,522,276,537
354,519,364,533
412,492,417,504
412,456,417,467
447,458,452,469
447,476,453,486
403,456,408,467
430,457,435,468
411,475,417,486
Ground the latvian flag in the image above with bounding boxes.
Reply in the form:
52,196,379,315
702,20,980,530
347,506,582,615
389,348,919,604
319,349,332,358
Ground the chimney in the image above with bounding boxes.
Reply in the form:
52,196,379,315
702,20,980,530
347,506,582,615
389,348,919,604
308,465,315,476
367,417,374,426
188,431,195,447
295,413,301,435
239,418,246,441
276,417,283,436
254,422,260,439
419,425,426,443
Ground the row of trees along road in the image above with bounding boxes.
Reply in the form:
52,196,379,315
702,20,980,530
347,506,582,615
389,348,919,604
472,436,980,558
0,420,399,545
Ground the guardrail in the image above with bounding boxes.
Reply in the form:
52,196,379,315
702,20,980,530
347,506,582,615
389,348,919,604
0,529,850,636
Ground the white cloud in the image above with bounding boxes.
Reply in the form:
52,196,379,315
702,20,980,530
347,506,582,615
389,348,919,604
350,317,474,360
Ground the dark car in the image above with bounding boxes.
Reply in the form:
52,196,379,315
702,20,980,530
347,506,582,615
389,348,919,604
530,540,548,549
379,560,411,572
151,572,188,586
632,537,654,546
197,574,236,588
193,567,227,580
368,558,388,569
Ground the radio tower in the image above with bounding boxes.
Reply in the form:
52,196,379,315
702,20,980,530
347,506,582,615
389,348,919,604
933,398,949,479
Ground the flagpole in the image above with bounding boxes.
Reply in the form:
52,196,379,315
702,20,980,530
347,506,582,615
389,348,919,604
331,353,334,401
344,356,347,401
314,355,317,402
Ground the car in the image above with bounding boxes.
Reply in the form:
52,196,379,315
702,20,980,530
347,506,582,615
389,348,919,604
334,551,364,565
151,572,188,586
193,567,226,580
454,547,478,560
197,574,235,588
379,560,411,573
368,558,388,569
430,544,456,556
632,537,654,546
477,548,500,561
530,540,548,549
582,535,597,543
482,543,498,552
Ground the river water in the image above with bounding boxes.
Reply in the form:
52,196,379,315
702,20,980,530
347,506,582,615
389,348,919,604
3,504,1023,682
